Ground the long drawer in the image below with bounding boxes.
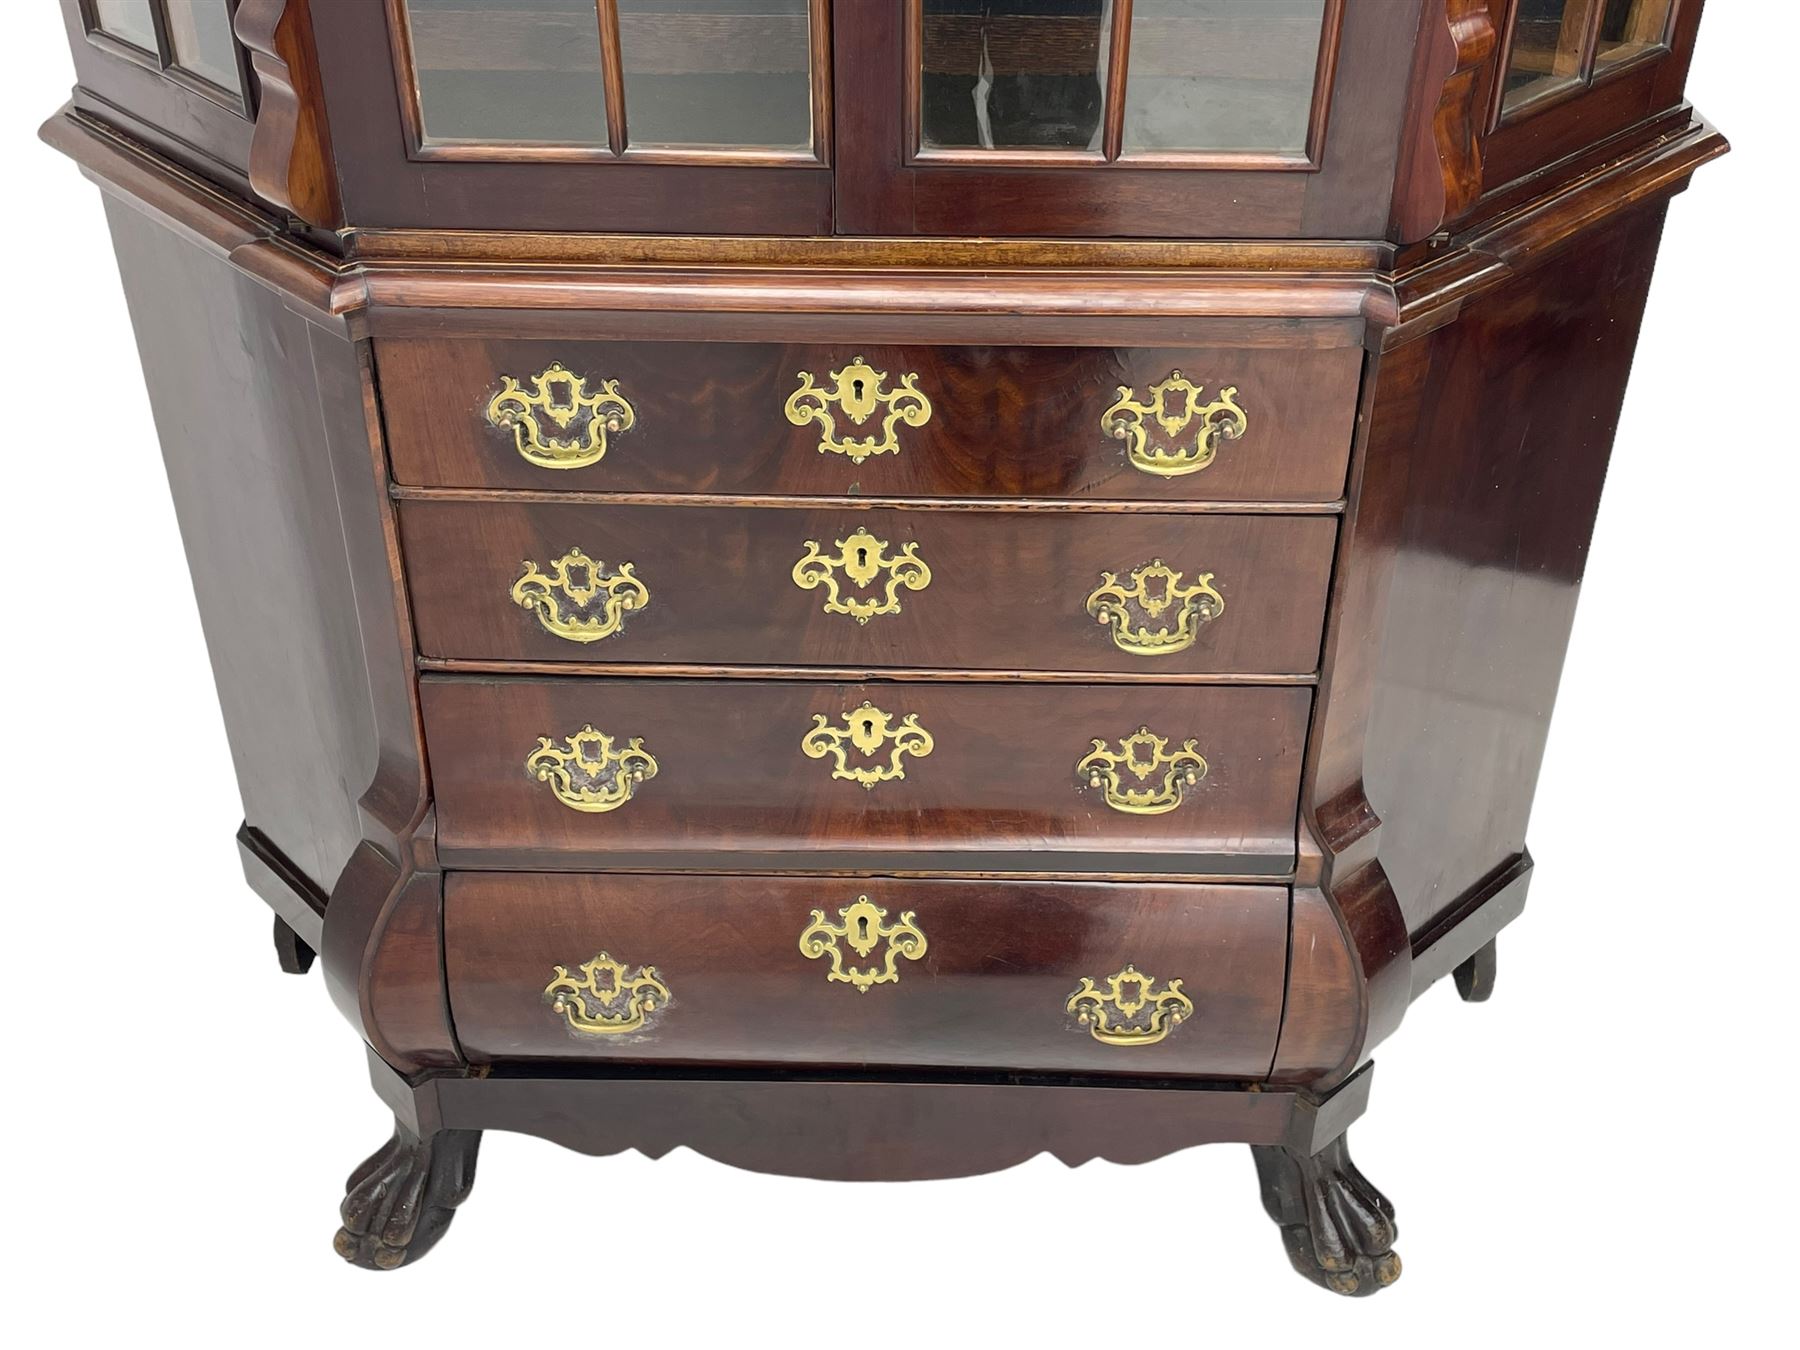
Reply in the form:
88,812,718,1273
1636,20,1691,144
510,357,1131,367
379,338,1360,502
401,500,1335,675
446,872,1290,1077
420,677,1310,873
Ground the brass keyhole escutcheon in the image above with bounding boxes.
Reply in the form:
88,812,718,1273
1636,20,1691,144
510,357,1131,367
798,897,928,992
801,700,935,789
792,528,931,625
783,357,932,462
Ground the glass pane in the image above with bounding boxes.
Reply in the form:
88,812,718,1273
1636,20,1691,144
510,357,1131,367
402,0,610,148
618,0,813,151
919,0,1111,153
1122,0,1328,156
1594,0,1672,69
166,0,243,93
90,0,159,52
1502,0,1597,113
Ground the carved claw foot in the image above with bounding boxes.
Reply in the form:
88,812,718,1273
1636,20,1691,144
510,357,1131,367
334,1124,481,1270
272,915,315,975
1252,1132,1401,1297
1453,937,1497,1002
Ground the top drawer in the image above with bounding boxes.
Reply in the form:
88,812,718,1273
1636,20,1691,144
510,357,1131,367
378,339,1361,502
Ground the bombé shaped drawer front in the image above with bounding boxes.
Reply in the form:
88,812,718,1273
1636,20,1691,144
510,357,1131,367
420,677,1309,874
401,500,1335,675
446,872,1289,1078
379,338,1360,502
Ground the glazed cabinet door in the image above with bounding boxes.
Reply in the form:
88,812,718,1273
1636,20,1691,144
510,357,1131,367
60,0,258,194
833,0,1429,237
1480,0,1707,191
311,0,835,232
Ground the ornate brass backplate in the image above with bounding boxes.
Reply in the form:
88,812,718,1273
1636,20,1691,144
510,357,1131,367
511,547,649,644
792,527,932,624
1085,559,1225,656
1066,965,1195,1046
1102,371,1248,478
801,700,934,788
783,356,932,463
1077,726,1208,815
486,362,636,470
544,952,670,1036
526,725,658,813
797,896,928,992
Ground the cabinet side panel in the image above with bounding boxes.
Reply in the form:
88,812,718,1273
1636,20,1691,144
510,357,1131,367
1365,201,1671,936
101,196,376,895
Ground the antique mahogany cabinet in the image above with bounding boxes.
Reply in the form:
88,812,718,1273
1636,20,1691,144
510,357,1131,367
45,0,1722,1293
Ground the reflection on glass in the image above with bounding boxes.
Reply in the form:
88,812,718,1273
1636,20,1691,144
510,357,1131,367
91,0,160,52
1594,0,1672,69
1502,0,1596,112
165,0,243,93
404,0,609,148
1122,0,1327,156
920,0,1111,152
618,0,812,150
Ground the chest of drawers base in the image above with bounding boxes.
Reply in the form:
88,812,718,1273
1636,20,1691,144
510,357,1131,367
47,85,1723,1296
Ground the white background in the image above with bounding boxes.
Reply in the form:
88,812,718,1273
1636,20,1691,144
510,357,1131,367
1,3,1792,1341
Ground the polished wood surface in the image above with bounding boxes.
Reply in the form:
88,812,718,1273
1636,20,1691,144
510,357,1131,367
400,500,1335,676
379,337,1361,502
99,194,372,896
239,0,342,231
379,1052,1376,1178
446,872,1288,1076
420,676,1310,872
1362,199,1672,935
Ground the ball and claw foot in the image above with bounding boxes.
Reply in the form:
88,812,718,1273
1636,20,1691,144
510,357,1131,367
334,1125,482,1270
1453,937,1497,1003
1252,1132,1401,1297
272,915,316,975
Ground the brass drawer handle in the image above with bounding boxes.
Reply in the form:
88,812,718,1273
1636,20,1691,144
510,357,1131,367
792,527,931,624
486,362,636,470
1086,559,1224,655
1067,965,1194,1046
1103,370,1247,478
545,952,669,1036
784,356,932,463
512,548,648,644
1078,726,1207,815
798,896,928,992
526,725,657,813
801,700,934,789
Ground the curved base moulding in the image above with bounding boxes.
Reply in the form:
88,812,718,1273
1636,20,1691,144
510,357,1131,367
357,1051,1397,1293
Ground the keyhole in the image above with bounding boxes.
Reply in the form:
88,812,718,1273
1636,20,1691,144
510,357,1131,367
858,716,874,736
855,545,869,568
852,378,866,401
856,915,871,943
